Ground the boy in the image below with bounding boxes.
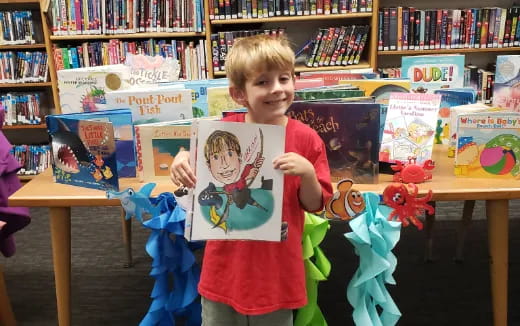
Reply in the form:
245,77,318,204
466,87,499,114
170,34,332,325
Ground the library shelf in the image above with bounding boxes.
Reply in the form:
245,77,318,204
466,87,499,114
212,62,371,76
3,124,47,130
0,82,52,88
210,13,373,25
0,43,46,50
50,32,207,41
378,47,520,55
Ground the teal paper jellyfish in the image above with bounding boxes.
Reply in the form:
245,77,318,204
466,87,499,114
345,192,402,326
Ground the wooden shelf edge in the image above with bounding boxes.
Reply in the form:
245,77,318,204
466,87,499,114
0,82,52,88
211,12,373,24
0,0,40,3
50,32,206,41
213,62,371,76
378,47,520,55
0,43,46,50
3,124,47,130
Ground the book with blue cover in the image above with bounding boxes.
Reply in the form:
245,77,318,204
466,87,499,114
47,109,136,179
401,55,465,94
287,101,380,183
493,55,520,111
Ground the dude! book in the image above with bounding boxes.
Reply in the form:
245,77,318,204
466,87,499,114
46,117,119,191
185,120,285,241
287,101,380,184
455,112,520,179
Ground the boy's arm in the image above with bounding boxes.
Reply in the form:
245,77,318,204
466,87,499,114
299,170,326,212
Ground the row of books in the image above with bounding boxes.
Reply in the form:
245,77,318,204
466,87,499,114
0,93,43,125
0,11,37,45
0,51,49,84
304,25,369,67
379,7,520,51
52,39,207,80
10,144,51,176
208,0,371,20
210,28,285,72
48,0,205,35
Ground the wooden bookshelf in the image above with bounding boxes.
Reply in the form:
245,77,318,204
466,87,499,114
210,13,373,24
3,124,47,130
0,43,46,50
0,82,52,88
379,47,520,56
50,32,206,41
213,62,372,76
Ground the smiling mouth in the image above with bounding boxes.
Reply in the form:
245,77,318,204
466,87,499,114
219,169,236,178
265,99,285,105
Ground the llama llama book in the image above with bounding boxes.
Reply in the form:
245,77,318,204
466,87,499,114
105,86,193,125
57,65,131,114
46,116,119,191
287,101,380,184
380,93,442,164
455,111,520,179
185,119,285,241
493,55,520,111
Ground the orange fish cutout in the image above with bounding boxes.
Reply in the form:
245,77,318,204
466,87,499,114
325,179,366,220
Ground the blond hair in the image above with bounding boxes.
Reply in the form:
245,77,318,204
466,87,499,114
204,130,241,164
226,34,295,89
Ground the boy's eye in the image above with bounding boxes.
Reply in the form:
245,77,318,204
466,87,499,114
256,80,267,85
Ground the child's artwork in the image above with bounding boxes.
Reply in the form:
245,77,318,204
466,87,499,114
401,55,465,94
493,55,520,111
185,119,285,241
380,93,442,163
46,117,119,190
455,111,520,179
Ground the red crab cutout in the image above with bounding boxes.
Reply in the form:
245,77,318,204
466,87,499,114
383,183,435,230
391,157,435,184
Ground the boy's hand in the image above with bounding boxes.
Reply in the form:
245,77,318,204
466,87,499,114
273,152,314,179
170,150,196,188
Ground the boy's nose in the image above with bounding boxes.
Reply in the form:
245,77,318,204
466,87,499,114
271,80,283,93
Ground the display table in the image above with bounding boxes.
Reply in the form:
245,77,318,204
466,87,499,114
9,146,519,326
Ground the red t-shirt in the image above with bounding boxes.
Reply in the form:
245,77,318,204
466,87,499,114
198,115,333,315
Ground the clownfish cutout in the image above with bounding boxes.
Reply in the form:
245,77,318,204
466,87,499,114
325,179,366,220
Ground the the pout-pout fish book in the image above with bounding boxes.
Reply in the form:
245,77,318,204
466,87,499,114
455,111,520,179
184,119,285,241
46,115,120,191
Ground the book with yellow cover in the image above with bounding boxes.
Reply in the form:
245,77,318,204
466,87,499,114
338,79,411,104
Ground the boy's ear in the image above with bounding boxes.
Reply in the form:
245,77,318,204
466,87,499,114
229,86,248,107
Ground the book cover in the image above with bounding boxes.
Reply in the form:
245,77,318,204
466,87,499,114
433,88,478,145
492,55,520,111
105,86,193,125
298,71,378,86
287,101,380,184
338,78,411,104
47,109,136,177
46,116,119,191
207,86,244,117
401,54,465,93
134,121,191,182
380,93,442,164
295,87,365,100
185,119,285,241
455,111,520,178
57,65,131,114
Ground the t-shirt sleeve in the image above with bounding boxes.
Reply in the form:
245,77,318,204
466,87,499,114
304,132,333,213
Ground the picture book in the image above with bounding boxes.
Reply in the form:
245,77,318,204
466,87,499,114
105,86,193,125
46,116,119,191
447,103,495,157
287,101,380,184
380,93,442,164
124,54,181,86
295,78,326,90
57,65,132,114
401,55,465,94
433,88,478,146
207,86,244,117
134,121,191,182
185,119,285,241
338,79,411,104
46,109,136,177
295,87,365,101
298,71,378,85
455,111,520,179
492,55,520,111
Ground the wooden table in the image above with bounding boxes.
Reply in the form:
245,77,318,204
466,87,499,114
9,146,519,326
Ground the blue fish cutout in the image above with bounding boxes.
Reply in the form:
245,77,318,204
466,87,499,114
107,183,159,222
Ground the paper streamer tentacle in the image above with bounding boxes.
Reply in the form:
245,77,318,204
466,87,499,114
346,192,402,326
294,212,331,326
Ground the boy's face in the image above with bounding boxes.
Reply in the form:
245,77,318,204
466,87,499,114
230,69,294,124
207,143,241,184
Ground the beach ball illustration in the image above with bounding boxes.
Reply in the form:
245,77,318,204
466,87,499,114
480,146,517,175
